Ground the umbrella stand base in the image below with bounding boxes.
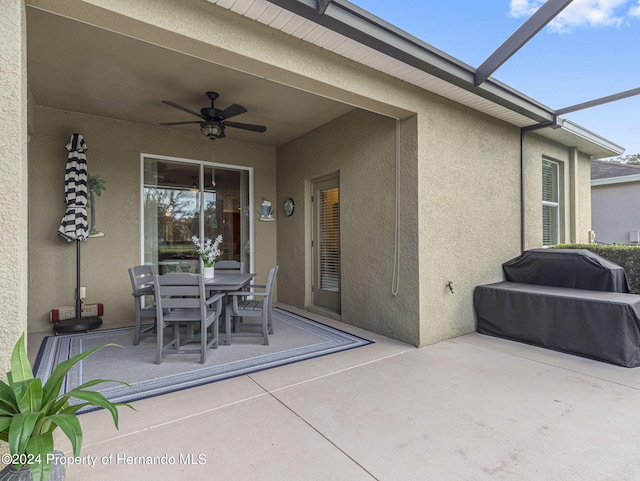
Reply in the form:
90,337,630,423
53,316,102,335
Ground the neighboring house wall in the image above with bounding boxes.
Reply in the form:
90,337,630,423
27,106,277,332
592,181,640,244
0,0,28,374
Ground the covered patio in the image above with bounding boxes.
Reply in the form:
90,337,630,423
24,2,421,345
19,0,622,350
27,304,640,480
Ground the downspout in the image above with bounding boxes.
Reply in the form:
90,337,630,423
392,118,401,296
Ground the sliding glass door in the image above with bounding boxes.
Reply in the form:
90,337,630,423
142,155,253,274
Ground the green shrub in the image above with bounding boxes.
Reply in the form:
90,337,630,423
554,244,640,294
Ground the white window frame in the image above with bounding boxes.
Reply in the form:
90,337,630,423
139,153,255,273
542,158,560,246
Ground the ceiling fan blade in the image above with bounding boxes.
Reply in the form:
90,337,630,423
217,103,247,120
160,121,202,126
223,121,267,133
161,100,206,119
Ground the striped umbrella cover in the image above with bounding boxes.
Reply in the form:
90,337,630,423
58,134,89,242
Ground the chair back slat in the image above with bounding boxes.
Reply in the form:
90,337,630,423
154,273,206,307
215,260,244,272
159,285,200,297
160,297,201,309
129,265,155,296
153,271,222,364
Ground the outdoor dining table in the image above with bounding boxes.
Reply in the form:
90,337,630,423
204,272,256,345
204,272,255,291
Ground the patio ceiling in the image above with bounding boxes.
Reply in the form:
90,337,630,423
26,7,354,147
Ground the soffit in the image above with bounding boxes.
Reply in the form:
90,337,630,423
208,0,624,158
210,0,541,128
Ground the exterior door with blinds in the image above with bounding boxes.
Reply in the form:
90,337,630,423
312,175,341,313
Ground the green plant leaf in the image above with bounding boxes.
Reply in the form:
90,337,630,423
74,378,131,392
15,378,43,414
25,434,54,481
9,411,39,458
0,379,18,412
47,379,129,416
57,402,88,417
64,389,125,429
47,413,82,456
42,343,122,408
0,416,12,433
9,334,34,384
0,400,16,413
11,379,33,407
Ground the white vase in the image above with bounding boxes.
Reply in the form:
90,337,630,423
203,266,215,278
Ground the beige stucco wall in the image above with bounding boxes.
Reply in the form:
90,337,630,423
523,133,593,249
0,0,28,374
575,150,593,243
277,110,420,344
27,106,276,333
0,0,27,465
417,99,523,345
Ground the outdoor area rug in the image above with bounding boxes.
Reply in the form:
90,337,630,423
33,308,372,412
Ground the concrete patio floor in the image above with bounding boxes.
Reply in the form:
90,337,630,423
30,304,640,480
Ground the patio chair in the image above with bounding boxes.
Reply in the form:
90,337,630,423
128,265,157,346
215,260,244,272
224,265,278,345
154,272,224,364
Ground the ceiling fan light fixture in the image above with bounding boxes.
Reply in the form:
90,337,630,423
162,91,266,140
190,175,199,193
200,121,224,140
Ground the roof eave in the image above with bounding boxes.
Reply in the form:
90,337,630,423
592,174,640,186
557,119,624,159
208,0,624,157
264,0,555,124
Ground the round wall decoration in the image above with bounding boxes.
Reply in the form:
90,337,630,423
283,198,295,216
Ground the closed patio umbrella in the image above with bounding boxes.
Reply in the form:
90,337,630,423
55,133,102,334
58,133,89,242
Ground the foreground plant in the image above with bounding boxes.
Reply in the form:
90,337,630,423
0,334,132,481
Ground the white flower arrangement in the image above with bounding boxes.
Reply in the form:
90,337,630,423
192,234,223,268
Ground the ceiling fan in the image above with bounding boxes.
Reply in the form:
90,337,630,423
160,91,267,140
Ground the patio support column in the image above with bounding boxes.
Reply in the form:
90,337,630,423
568,147,579,243
0,0,29,375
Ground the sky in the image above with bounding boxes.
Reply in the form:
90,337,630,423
350,0,640,158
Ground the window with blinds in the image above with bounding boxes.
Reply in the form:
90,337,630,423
542,159,559,246
319,187,340,292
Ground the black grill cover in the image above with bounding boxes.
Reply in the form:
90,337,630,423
474,282,640,367
502,249,630,293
